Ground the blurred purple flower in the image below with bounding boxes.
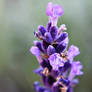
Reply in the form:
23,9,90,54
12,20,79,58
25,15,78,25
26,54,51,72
46,2,64,26
49,53,64,70
68,61,83,81
46,2,64,18
30,46,41,56
67,45,80,63
30,46,43,63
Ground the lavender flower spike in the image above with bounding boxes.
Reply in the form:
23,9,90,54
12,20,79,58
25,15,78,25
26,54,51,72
30,2,83,92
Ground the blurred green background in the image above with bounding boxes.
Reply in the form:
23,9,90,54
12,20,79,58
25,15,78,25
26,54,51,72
0,0,92,92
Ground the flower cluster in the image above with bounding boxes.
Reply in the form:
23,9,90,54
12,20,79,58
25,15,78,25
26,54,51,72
30,2,83,92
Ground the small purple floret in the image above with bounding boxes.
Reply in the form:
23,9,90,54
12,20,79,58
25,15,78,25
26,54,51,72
67,45,80,63
46,2,64,18
38,25,46,36
47,45,56,56
72,61,83,75
68,61,83,81
49,53,64,70
30,46,41,56
46,2,64,26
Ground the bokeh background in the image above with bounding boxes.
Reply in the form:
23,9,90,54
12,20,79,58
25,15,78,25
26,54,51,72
0,0,92,92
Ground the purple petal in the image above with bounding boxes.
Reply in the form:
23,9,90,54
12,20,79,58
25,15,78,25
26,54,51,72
59,78,70,86
34,67,43,75
67,45,80,62
36,56,43,64
34,31,42,39
72,79,79,85
46,2,64,18
46,2,53,16
30,46,41,56
68,61,83,81
52,83,60,92
72,61,83,75
62,61,71,72
44,90,51,92
38,25,46,36
40,59,52,71
44,32,53,43
46,75,56,87
55,32,68,43
50,26,58,40
42,40,50,51
53,4,64,17
47,45,56,56
36,86,45,92
67,87,73,92
49,53,64,70
46,2,64,26
46,22,52,31
63,36,69,45
33,41,43,52
56,42,67,53
34,81,40,88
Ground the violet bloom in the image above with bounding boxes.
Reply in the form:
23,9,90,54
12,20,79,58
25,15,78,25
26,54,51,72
49,53,64,70
46,2,64,26
67,45,80,63
68,61,83,81
30,2,83,92
30,46,43,64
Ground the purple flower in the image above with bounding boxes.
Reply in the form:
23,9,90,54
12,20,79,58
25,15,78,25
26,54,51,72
34,67,43,75
30,46,41,56
67,45,80,63
46,2,64,18
68,61,83,81
56,42,67,53
30,46,43,63
30,2,83,92
44,32,53,43
72,61,83,75
58,24,67,34
49,53,64,70
55,32,68,43
46,2,64,26
38,25,46,36
47,45,56,56
34,81,51,92
50,26,58,40
33,41,44,52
